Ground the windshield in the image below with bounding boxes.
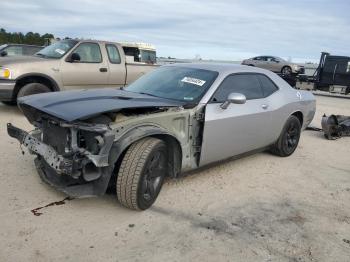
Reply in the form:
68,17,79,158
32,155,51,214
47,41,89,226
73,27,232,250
125,66,218,103
0,44,7,50
35,39,78,58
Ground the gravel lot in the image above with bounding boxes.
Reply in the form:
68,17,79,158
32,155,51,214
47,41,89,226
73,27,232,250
0,95,349,262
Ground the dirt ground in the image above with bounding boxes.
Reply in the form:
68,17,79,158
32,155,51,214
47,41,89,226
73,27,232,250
0,95,349,262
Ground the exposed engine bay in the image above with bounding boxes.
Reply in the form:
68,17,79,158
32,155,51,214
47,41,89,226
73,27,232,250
7,117,115,182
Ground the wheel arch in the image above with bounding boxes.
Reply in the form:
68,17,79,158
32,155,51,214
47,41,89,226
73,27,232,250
13,73,60,99
105,125,183,189
291,110,304,127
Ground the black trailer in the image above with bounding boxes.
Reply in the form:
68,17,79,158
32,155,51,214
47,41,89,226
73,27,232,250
293,52,350,95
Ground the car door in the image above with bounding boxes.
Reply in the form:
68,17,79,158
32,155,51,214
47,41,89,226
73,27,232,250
264,56,275,71
269,57,282,72
199,73,273,166
61,42,109,89
257,56,269,69
251,56,263,66
105,43,127,87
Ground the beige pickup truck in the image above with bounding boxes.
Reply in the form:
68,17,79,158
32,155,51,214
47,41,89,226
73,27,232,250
0,39,158,104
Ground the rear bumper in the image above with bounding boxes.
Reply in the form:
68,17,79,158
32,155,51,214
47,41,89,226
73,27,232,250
0,79,15,101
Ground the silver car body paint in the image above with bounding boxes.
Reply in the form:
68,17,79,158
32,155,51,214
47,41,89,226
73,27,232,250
164,63,315,167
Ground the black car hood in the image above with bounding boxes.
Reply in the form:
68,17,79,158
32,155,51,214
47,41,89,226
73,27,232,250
18,88,184,122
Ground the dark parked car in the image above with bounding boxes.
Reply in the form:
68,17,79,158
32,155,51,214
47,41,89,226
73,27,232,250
0,44,43,57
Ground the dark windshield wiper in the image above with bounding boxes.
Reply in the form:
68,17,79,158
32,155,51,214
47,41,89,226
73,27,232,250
182,102,197,108
35,53,47,58
138,92,161,98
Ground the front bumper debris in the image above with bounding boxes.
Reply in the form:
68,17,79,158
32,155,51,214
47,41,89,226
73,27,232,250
7,123,74,174
7,122,115,176
321,114,350,139
7,122,116,197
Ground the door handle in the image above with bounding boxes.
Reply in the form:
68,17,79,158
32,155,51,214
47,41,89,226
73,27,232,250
99,68,108,72
261,104,269,110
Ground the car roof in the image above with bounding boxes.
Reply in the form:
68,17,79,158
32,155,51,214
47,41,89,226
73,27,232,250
165,62,273,75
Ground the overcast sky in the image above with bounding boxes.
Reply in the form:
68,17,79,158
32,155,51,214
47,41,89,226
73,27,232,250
1,0,349,62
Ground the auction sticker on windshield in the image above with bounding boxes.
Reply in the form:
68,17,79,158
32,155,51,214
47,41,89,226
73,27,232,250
55,49,65,55
181,77,206,86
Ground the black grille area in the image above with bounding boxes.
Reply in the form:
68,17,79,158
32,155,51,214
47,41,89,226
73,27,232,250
42,120,68,154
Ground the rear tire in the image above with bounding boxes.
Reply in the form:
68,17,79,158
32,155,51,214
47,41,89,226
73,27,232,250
116,137,167,210
270,115,301,157
17,83,51,100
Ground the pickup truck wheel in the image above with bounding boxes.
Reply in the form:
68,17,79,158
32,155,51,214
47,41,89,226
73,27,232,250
116,137,167,210
17,83,51,100
270,115,301,157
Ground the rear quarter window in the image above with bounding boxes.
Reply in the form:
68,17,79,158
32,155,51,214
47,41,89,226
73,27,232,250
257,74,279,97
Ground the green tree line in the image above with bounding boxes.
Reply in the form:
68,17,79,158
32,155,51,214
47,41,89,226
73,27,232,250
0,28,54,46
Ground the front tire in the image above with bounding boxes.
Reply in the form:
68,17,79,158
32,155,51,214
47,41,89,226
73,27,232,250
281,66,292,75
17,83,51,100
270,115,301,157
116,137,168,210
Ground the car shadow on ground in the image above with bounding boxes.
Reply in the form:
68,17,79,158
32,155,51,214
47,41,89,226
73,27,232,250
0,103,22,117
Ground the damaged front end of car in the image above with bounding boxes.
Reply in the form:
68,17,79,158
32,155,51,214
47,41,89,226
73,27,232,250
7,88,189,198
7,113,116,197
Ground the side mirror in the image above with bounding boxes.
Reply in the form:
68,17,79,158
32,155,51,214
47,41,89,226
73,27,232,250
220,93,246,109
68,53,81,62
0,51,7,57
274,60,280,63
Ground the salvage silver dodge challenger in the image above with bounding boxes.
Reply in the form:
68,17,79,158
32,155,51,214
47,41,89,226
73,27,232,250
7,64,316,210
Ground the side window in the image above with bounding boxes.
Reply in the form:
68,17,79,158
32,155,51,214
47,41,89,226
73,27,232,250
212,74,264,102
257,75,279,97
23,46,42,56
123,47,140,62
270,57,278,62
5,46,23,56
73,43,102,63
106,44,121,64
